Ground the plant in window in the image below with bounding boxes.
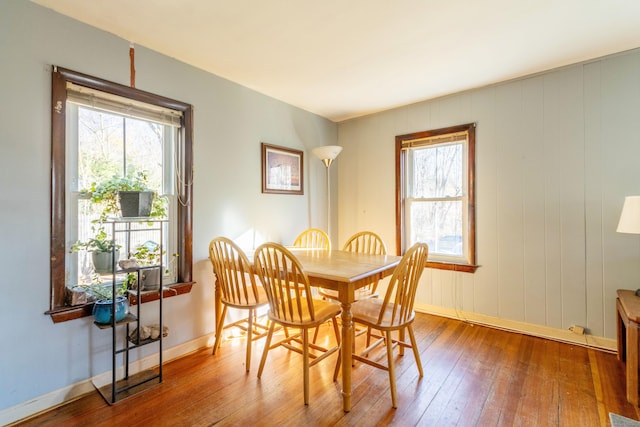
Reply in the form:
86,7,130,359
71,227,121,274
131,240,163,266
71,227,120,253
72,172,167,276
84,171,167,221
126,240,165,291
89,280,128,300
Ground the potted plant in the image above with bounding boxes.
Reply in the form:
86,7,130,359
71,228,121,274
132,240,163,291
84,171,167,219
89,281,129,324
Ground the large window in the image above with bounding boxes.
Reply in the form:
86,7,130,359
395,123,477,273
49,67,195,322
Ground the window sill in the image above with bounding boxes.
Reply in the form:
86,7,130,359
46,282,195,324
425,261,478,273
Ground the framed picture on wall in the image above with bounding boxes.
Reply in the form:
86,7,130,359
261,143,304,195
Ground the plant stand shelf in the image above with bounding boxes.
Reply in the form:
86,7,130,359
95,369,161,404
93,217,167,405
94,313,137,329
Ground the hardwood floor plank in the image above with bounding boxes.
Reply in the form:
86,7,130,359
435,325,505,426
474,328,525,426
11,313,640,427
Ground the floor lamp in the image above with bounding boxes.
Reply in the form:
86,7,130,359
312,145,343,239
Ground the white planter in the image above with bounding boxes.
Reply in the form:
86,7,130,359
92,249,120,274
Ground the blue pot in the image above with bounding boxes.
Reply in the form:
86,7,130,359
93,296,128,324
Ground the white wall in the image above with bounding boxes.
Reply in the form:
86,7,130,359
337,48,640,345
0,0,337,419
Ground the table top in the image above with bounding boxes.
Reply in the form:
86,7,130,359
618,289,640,323
289,249,401,284
248,248,401,290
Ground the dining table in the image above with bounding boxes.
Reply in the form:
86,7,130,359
232,248,401,412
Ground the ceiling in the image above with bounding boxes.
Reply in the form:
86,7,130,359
32,0,640,122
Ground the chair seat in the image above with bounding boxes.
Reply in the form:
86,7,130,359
351,298,415,330
222,283,268,309
269,298,341,327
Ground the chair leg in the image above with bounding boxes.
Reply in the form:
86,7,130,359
312,318,335,344
385,330,398,408
257,322,275,379
332,315,342,380
333,347,341,381
245,309,254,372
407,324,424,377
212,305,228,355
303,328,310,405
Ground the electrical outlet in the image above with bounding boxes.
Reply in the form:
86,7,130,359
570,325,585,335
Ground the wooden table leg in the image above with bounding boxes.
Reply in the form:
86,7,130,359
627,319,639,406
341,300,353,412
618,297,640,405
618,298,626,362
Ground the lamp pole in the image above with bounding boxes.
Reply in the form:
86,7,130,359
323,158,333,238
312,145,343,241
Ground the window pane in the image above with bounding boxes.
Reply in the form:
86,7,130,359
72,105,175,290
78,108,124,190
409,200,463,256
124,117,164,192
412,143,462,198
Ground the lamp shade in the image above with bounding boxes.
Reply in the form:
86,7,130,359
617,196,640,234
312,145,343,161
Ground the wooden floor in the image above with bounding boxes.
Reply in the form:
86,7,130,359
13,313,640,426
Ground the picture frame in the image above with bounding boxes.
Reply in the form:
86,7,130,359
261,143,304,195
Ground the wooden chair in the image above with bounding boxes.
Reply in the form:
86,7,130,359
349,242,429,408
253,242,341,405
209,237,270,372
292,228,331,251
318,231,387,301
291,228,331,297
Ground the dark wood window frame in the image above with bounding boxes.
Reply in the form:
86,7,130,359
48,66,195,323
395,123,478,273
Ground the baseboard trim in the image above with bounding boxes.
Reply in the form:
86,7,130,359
1,334,213,426
414,303,617,352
